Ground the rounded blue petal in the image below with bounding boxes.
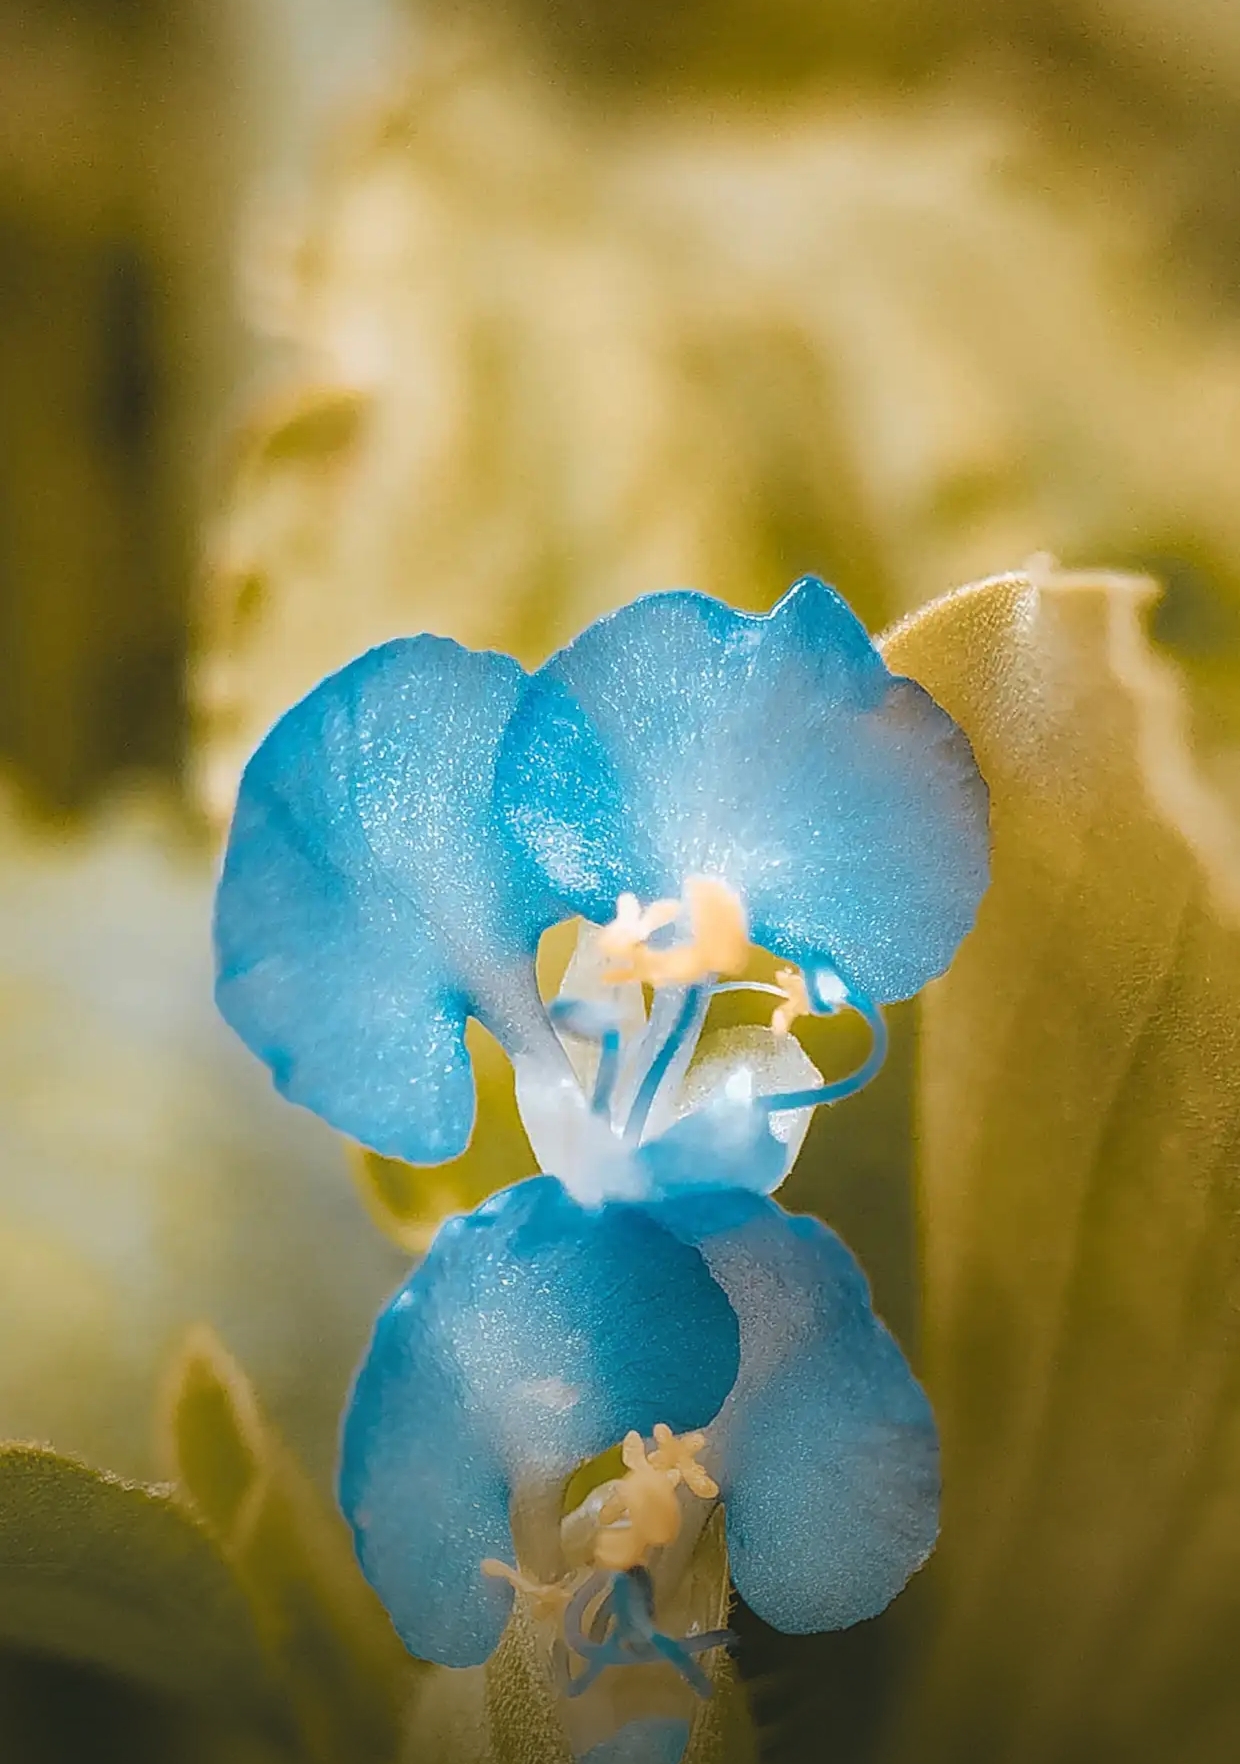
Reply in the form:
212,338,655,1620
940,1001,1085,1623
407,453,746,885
338,1177,740,1667
651,1189,939,1634
496,579,988,1002
214,637,563,1163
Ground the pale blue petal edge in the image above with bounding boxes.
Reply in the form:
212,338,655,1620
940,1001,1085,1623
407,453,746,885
496,579,989,1003
214,637,563,1164
650,1189,939,1633
338,1178,741,1667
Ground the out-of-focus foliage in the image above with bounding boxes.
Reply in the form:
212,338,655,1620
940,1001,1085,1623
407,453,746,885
160,1326,413,1763
0,787,405,1484
0,0,394,813
0,0,236,811
876,565,1240,1763
0,1332,415,1763
196,23,1240,822
0,1444,275,1716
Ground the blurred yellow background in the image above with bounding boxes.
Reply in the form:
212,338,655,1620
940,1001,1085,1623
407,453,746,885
5,1,1240,1758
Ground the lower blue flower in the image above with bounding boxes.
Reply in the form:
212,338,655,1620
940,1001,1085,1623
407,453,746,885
579,1716,691,1764
338,1174,938,1681
338,1177,740,1667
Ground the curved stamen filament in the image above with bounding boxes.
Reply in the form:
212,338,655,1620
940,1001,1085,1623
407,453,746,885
755,982,888,1113
710,972,888,1108
481,1557,578,1622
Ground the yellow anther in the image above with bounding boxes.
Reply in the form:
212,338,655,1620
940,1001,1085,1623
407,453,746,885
597,892,681,975
599,876,749,988
619,1429,653,1475
481,1557,577,1621
647,1423,719,1501
771,966,811,1036
592,1429,683,1571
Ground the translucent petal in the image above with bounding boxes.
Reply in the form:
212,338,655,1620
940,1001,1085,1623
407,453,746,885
653,1190,939,1634
579,1716,691,1763
659,1023,823,1181
215,637,566,1164
634,1100,786,1202
338,1177,741,1667
496,579,989,1003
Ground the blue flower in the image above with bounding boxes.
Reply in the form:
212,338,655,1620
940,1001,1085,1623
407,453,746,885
214,576,988,1202
339,1177,938,1670
212,577,987,1760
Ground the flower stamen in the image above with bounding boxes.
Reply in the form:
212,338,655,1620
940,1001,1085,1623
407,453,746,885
480,1557,580,1621
597,892,681,980
591,1425,717,1571
599,877,749,988
771,966,811,1036
647,1423,719,1499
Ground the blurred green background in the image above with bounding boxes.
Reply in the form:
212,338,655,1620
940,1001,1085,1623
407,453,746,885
9,0,1240,817
6,1,1240,1759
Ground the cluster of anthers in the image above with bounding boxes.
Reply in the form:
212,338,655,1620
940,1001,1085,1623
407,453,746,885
595,875,811,1038
483,1425,733,1699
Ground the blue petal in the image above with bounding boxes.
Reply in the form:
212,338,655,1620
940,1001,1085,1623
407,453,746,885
580,1718,691,1764
635,1099,786,1201
338,1177,741,1667
214,638,564,1163
496,579,988,1002
651,1190,938,1634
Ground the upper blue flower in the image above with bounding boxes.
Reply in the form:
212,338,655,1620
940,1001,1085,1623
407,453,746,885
214,577,988,1199
495,581,987,1004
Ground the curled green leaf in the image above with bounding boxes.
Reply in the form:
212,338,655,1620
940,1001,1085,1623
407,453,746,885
0,1443,277,1721
160,1326,414,1764
881,563,1240,1762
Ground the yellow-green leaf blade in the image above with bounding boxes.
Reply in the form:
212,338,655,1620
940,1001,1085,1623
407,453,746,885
883,567,1240,1763
0,1444,279,1721
161,1326,414,1764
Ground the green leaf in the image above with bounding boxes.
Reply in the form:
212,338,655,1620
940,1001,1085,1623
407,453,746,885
484,1604,574,1764
160,1326,414,1764
0,1648,291,1764
0,1443,278,1721
879,564,1240,1762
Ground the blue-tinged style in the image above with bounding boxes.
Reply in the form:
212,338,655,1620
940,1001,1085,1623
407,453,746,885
213,577,989,1761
